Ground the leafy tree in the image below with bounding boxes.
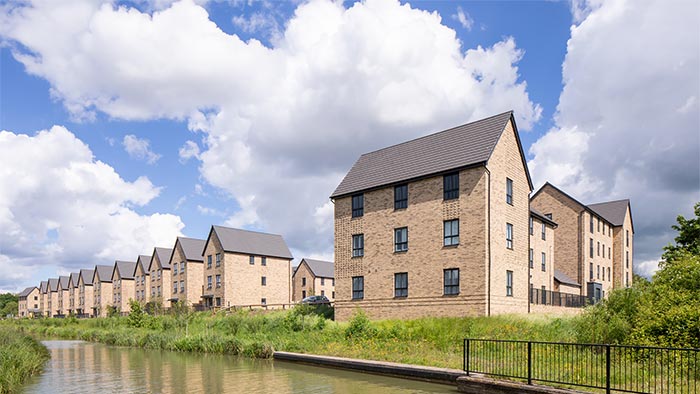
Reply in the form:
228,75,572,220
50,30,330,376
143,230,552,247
662,202,700,263
1,300,18,317
106,305,119,318
127,300,145,328
0,293,18,312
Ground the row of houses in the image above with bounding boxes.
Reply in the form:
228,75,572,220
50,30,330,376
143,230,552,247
18,111,634,321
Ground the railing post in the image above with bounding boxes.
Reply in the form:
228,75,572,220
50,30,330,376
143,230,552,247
606,344,611,394
527,341,532,385
465,339,470,375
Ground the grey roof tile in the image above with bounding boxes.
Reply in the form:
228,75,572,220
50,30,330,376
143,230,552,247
154,247,173,269
19,287,36,297
80,269,94,286
40,281,48,293
331,111,523,198
178,237,205,262
48,278,59,292
94,265,113,283
211,225,293,260
59,276,70,290
530,208,557,227
587,199,630,227
113,260,136,280
299,258,334,279
554,269,581,287
135,255,151,276
69,272,80,288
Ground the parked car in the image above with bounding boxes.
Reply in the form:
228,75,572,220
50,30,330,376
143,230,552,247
300,295,330,305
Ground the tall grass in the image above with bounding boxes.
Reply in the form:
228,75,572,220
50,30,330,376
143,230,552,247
0,327,50,394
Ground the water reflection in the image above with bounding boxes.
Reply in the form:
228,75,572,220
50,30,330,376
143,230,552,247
25,341,457,393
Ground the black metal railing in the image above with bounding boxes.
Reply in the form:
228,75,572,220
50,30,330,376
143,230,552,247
530,288,589,308
464,338,699,393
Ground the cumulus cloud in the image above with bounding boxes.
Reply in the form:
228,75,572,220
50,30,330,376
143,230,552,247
0,126,184,291
178,140,201,163
1,0,542,261
528,0,700,277
123,134,161,164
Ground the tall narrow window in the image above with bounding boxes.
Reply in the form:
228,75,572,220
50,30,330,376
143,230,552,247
261,276,266,286
506,271,513,296
529,217,534,235
216,253,221,267
607,267,610,281
626,230,629,247
173,282,178,293
602,267,605,281
602,245,605,258
444,269,460,295
626,272,629,287
173,264,178,275
261,257,267,266
598,219,601,232
506,223,513,249
321,278,325,286
302,277,306,286
394,184,408,210
352,194,364,218
608,247,611,259
590,263,593,280
394,273,408,297
394,227,408,252
506,178,513,205
541,252,546,272
541,223,546,240
215,274,221,288
181,261,185,273
207,276,212,289
529,249,534,268
597,242,600,256
597,265,600,279
590,215,594,233
207,255,212,269
443,172,459,200
626,251,629,268
352,234,364,257
444,219,459,246
249,255,255,265
590,238,594,258
352,276,364,299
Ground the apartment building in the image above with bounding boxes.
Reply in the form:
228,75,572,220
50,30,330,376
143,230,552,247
57,276,70,316
39,281,48,317
168,237,205,306
201,225,293,308
530,183,634,301
292,258,335,301
112,261,136,313
68,272,80,315
47,278,59,317
148,247,173,306
134,255,151,303
92,265,114,317
77,269,94,317
18,286,39,318
331,111,533,321
529,209,557,297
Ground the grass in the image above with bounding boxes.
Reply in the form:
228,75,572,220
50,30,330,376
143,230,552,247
0,327,50,394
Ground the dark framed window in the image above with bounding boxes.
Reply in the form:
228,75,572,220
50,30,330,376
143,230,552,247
506,270,513,296
352,276,364,299
597,265,600,279
602,245,605,258
443,172,459,200
626,230,629,247
608,247,611,259
249,255,255,265
352,234,364,257
506,223,513,249
607,267,610,281
590,238,594,258
394,273,408,297
590,215,594,233
261,298,266,305
321,278,325,286
541,252,546,272
207,276,212,289
215,274,221,288
261,276,266,286
625,272,629,287
394,227,408,252
506,178,513,205
216,253,221,267
443,219,459,246
597,241,600,256
444,268,459,295
207,255,212,269
261,257,267,266
529,217,534,235
302,277,306,286
529,248,534,268
626,251,629,268
590,263,593,280
598,219,601,232
541,223,546,240
215,297,221,307
394,184,408,210
352,194,364,218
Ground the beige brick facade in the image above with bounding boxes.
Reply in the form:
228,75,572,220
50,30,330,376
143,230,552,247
134,258,150,303
112,271,135,313
77,276,94,317
18,288,39,318
148,248,172,307
529,215,555,293
169,240,204,307
92,271,113,318
292,262,335,301
613,206,634,289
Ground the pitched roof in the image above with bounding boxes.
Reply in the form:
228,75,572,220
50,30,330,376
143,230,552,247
80,269,94,286
209,225,293,260
40,281,48,293
554,269,581,287
48,278,59,292
19,286,37,297
113,260,136,280
69,272,80,288
177,237,205,262
94,265,113,283
587,199,632,229
530,208,557,227
151,247,173,270
299,258,334,279
134,255,151,277
59,276,70,290
331,111,532,198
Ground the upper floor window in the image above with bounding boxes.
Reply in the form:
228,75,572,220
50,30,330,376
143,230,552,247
180,262,185,273
608,247,611,259
444,219,459,246
607,267,610,281
602,245,605,258
506,270,513,297
443,172,459,200
541,223,546,240
597,218,601,232
207,255,212,269
529,217,534,235
590,238,594,258
597,241,600,256
261,257,267,266
261,276,266,286
249,255,255,265
506,178,513,205
589,263,594,280
597,265,600,279
352,234,364,257
216,253,222,267
394,273,408,297
207,276,212,289
394,227,408,252
626,230,629,247
626,251,629,268
173,264,178,275
302,277,306,286
506,223,513,249
173,282,178,293
352,194,364,218
394,184,408,210
529,248,534,268
541,252,546,272
352,276,364,299
590,215,594,233
180,281,184,293
321,278,325,286
215,274,221,288
444,268,460,295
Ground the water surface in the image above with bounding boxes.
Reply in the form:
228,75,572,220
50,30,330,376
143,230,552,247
25,340,457,393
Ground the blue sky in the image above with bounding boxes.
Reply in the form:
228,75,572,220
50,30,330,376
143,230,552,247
0,0,698,292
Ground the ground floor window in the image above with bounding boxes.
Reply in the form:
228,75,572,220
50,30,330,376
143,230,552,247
444,269,459,295
394,273,408,297
506,270,513,296
352,276,364,299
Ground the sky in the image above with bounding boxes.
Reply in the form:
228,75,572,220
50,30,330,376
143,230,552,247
0,0,698,293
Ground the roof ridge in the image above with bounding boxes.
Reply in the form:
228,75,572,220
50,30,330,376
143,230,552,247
588,198,630,206
213,224,284,238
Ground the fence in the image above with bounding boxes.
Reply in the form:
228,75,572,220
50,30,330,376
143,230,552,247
529,288,589,308
463,338,699,393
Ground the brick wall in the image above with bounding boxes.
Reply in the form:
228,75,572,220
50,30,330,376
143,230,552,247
530,216,555,292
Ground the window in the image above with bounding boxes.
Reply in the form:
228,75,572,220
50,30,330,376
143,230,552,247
506,178,513,205
394,184,408,210
626,230,629,247
332,279,335,286
394,227,408,252
529,217,534,235
216,253,221,267
302,290,306,298
302,277,306,286
597,265,600,279
321,278,325,286
261,257,266,266
444,268,460,295
590,215,594,233
173,282,178,293
609,227,611,236
602,267,605,281
590,263,594,280
626,272,629,287
529,249,534,268
261,276,267,286
173,264,178,275
249,255,255,265
207,276,212,289
608,247,611,259
352,194,364,217
141,276,145,285
215,275,221,288
181,262,185,273
394,273,408,297
332,291,335,299
444,219,459,246
506,223,513,249
541,223,546,240
207,255,212,269
352,276,364,299
597,241,600,256
626,251,629,268
215,297,221,307
157,286,161,296
443,172,459,200
598,218,601,232
321,290,325,296
506,271,513,296
261,298,267,306
590,238,594,258
541,252,546,272
607,267,610,281
352,234,364,257
152,286,155,297
157,271,161,279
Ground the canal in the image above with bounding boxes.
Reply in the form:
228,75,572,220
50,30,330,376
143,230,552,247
25,341,458,393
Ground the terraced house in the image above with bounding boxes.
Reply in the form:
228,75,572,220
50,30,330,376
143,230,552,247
68,272,80,315
134,255,151,303
47,278,59,317
168,237,206,306
201,225,293,309
57,276,70,317
112,260,136,313
331,111,533,320
18,286,39,318
77,269,94,317
292,258,335,301
148,247,173,306
39,280,48,317
530,183,634,301
92,265,114,317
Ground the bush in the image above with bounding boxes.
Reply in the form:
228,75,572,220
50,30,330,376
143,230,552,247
345,310,376,340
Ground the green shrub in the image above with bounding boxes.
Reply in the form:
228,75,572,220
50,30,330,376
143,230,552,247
345,310,376,339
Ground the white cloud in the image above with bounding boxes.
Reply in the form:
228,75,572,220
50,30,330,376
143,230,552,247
528,0,700,276
0,126,184,291
196,204,226,217
123,134,161,164
178,140,201,163
452,6,473,30
1,0,542,261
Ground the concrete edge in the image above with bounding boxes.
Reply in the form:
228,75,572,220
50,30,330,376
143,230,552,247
272,351,465,385
457,376,589,394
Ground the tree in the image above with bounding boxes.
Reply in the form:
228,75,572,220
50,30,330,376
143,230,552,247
662,202,700,263
127,300,145,328
0,293,18,311
1,300,18,317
